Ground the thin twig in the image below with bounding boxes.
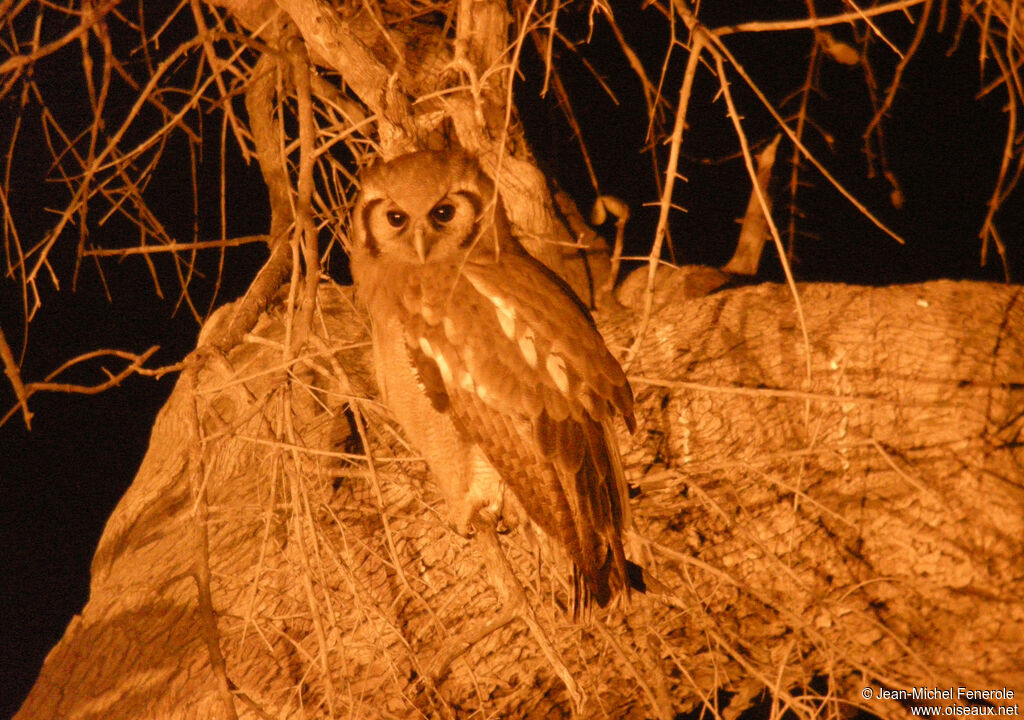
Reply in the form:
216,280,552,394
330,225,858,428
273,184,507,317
0,324,31,429
624,33,704,371
0,346,165,429
714,53,812,386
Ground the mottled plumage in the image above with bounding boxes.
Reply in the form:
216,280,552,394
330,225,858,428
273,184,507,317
349,150,638,609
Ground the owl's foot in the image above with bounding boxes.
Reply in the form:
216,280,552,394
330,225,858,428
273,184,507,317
448,497,503,538
478,505,518,535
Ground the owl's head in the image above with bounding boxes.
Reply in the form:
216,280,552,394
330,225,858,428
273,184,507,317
353,150,511,265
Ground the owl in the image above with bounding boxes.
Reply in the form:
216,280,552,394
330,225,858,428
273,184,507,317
349,149,640,610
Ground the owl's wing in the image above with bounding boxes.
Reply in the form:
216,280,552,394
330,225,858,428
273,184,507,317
402,253,636,609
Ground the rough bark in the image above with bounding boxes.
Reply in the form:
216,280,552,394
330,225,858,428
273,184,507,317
16,276,1023,720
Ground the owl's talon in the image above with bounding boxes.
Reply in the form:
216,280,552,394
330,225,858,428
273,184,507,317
475,503,506,532
448,502,480,539
447,517,474,539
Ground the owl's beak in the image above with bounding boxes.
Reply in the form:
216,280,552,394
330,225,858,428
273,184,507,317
413,225,428,263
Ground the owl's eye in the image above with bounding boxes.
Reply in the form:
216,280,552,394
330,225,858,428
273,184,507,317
386,210,408,228
430,203,456,223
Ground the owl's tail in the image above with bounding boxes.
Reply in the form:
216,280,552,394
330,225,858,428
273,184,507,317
567,417,646,618
571,550,646,620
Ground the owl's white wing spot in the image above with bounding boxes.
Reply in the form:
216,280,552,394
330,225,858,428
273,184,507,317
546,353,570,393
466,274,518,340
518,327,538,368
417,335,455,384
493,297,516,339
443,316,458,343
476,382,491,402
434,350,455,384
421,303,441,325
418,336,436,359
458,369,476,392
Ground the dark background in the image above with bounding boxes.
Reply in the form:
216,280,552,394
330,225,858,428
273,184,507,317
2,2,1022,716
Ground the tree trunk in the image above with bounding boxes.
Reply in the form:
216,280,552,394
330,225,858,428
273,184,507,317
16,276,1023,720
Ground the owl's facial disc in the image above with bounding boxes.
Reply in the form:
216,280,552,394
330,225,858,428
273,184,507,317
359,156,488,265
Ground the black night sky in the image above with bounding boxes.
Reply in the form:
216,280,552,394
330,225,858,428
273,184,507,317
2,2,1022,715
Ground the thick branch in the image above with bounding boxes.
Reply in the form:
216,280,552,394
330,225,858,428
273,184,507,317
16,279,1023,720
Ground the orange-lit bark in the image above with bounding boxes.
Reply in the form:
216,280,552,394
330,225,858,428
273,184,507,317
17,278,1023,720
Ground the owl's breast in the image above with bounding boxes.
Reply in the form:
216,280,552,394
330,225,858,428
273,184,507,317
367,300,500,535
352,253,465,325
